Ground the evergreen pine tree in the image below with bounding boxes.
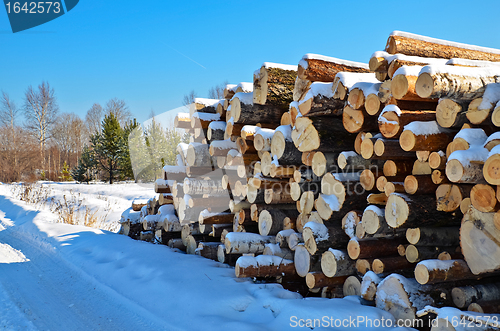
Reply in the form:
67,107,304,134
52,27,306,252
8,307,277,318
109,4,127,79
120,118,140,180
59,161,72,181
71,146,97,183
92,112,124,184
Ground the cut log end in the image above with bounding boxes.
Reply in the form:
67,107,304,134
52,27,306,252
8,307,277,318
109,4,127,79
415,72,434,99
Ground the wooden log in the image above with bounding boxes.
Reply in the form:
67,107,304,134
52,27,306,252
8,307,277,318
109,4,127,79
298,191,317,215
372,256,414,274
383,160,414,177
392,65,435,101
484,149,500,185
436,184,472,213
270,125,302,165
294,244,321,277
235,255,295,278
366,193,388,205
435,98,469,128
195,242,220,260
168,238,186,250
361,205,390,235
374,138,415,159
452,283,500,308
385,31,500,61
224,232,275,254
341,210,362,239
305,272,348,290
467,96,499,125
359,169,383,191
207,121,227,142
183,178,226,196
413,159,431,175
298,54,369,82
399,121,454,152
446,148,488,183
288,232,303,251
375,273,435,323
347,237,407,260
302,222,350,255
291,116,356,152
320,248,355,278
384,181,405,196
209,139,237,157
253,62,297,108
343,275,362,296
405,245,456,263
385,193,460,229
186,142,213,167
471,184,500,212
191,111,221,129
355,259,372,275
461,207,500,275
253,128,274,152
416,66,500,100
415,259,476,285
360,271,382,301
174,112,192,129
258,209,298,236
342,105,378,134
198,212,234,226
230,93,283,125
432,169,449,185
298,82,345,116
406,226,460,246
378,105,436,139
224,82,253,100
468,301,500,314
404,175,438,194
311,151,338,177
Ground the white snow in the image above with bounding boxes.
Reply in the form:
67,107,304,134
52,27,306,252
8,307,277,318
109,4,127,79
319,194,340,212
446,58,500,67
305,82,335,99
227,149,240,158
334,72,379,90
392,65,423,78
176,112,190,120
390,31,500,55
350,81,382,96
163,165,186,174
275,125,293,142
370,51,448,67
488,144,500,158
232,91,253,105
340,151,358,159
453,128,487,146
193,98,221,107
380,104,402,117
158,204,175,216
420,64,500,77
416,259,455,272
210,139,238,150
449,147,489,164
300,53,369,70
208,120,226,131
485,132,500,148
120,207,141,224
230,82,253,93
403,121,449,136
256,128,275,140
360,271,381,294
365,205,384,217
235,255,257,268
479,83,500,110
192,111,221,121
262,62,298,71
303,222,329,241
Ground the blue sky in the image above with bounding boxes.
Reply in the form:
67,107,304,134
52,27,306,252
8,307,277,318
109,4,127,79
1,0,499,124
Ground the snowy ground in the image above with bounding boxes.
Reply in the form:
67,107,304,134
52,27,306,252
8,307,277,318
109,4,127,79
0,182,417,330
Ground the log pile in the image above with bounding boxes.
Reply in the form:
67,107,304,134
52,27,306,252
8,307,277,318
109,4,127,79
120,30,500,327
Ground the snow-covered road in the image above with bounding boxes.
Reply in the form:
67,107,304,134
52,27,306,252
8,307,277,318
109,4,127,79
0,183,415,330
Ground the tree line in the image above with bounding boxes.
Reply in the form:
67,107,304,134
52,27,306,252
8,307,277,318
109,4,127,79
0,81,188,184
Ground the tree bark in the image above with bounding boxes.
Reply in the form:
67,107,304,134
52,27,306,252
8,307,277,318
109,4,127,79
253,64,297,108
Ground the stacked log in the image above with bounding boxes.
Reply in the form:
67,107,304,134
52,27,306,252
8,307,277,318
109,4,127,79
120,30,500,321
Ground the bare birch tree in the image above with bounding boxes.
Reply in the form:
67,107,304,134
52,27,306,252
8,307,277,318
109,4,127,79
23,81,58,170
